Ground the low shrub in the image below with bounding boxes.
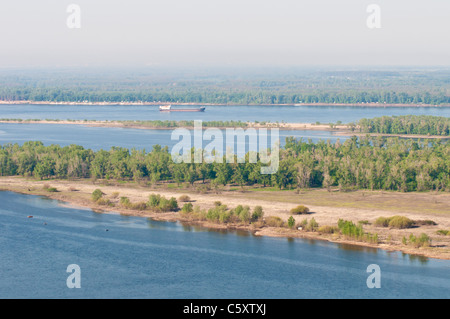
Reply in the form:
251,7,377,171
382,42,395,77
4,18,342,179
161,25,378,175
111,192,120,199
147,194,178,212
407,233,432,248
436,230,450,236
119,196,131,208
265,216,285,227
289,205,310,215
305,218,319,232
131,202,148,211
374,217,390,227
375,216,414,229
92,189,104,202
287,216,296,229
46,187,58,193
181,202,194,214
338,219,378,243
388,216,415,229
298,218,308,229
159,197,178,212
148,194,162,208
414,220,437,226
318,225,339,234
96,198,114,207
206,205,229,223
251,206,264,221
418,233,432,247
237,206,251,223
178,195,191,202
338,219,363,237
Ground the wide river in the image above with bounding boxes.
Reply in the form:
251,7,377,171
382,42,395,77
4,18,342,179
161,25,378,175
1,104,449,122
1,104,450,298
0,104,449,150
1,191,449,299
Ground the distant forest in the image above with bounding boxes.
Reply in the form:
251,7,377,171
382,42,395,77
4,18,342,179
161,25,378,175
0,67,449,105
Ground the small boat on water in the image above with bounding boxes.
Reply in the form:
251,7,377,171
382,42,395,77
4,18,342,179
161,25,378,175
159,105,205,112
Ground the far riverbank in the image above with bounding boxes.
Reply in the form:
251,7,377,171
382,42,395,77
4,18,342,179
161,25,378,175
1,100,449,108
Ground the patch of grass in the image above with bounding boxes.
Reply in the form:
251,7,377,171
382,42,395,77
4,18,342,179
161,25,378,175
111,192,120,199
96,198,114,207
414,220,437,226
318,225,340,234
167,183,183,189
130,202,147,211
247,186,288,192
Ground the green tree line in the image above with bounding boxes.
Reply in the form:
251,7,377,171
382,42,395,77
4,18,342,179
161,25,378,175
357,115,450,136
1,87,449,105
0,136,449,192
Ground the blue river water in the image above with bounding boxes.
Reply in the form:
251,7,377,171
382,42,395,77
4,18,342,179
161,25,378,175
1,104,450,299
1,191,449,299
1,103,449,150
0,123,345,151
0,104,449,123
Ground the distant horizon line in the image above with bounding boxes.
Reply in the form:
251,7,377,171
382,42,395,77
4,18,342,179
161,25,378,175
1,64,450,70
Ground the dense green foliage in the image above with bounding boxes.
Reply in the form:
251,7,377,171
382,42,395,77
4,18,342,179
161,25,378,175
358,115,450,136
1,68,449,105
0,136,449,192
403,233,432,248
147,194,178,212
287,216,296,229
338,219,379,244
181,203,265,225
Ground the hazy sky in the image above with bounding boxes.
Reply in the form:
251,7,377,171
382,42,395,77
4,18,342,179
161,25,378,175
0,0,449,68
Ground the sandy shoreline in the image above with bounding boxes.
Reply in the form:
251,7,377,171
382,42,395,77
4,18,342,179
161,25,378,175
1,176,449,260
0,119,347,131
1,119,449,140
